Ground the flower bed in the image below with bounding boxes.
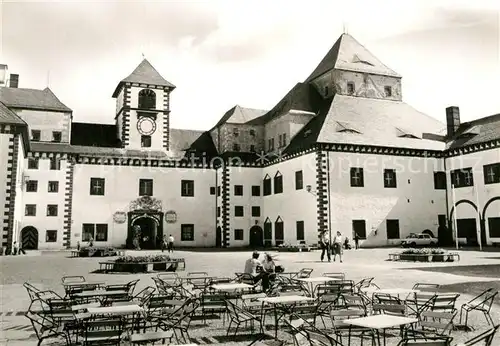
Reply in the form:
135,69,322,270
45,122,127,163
104,255,185,273
79,247,118,257
391,248,458,262
276,243,312,252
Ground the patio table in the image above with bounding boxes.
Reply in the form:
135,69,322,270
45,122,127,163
296,277,341,297
73,290,129,303
211,283,253,291
63,282,105,287
342,313,418,346
87,304,144,316
258,295,315,338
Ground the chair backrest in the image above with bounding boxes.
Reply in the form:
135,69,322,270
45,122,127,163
61,275,85,284
462,324,500,346
355,277,375,291
420,309,457,335
431,293,459,312
24,282,41,301
341,294,366,311
297,268,313,278
134,286,156,304
157,272,179,285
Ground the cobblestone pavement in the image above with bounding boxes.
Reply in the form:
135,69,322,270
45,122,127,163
1,248,499,345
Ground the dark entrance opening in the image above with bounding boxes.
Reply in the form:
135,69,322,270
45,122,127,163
128,212,164,250
249,225,264,248
216,226,222,248
457,218,478,246
21,226,38,250
437,214,449,246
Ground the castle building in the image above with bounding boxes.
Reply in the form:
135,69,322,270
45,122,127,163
1,33,499,251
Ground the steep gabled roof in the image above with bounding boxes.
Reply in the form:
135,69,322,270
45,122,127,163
0,101,27,125
212,105,267,129
316,94,445,150
0,87,72,112
248,83,322,125
447,113,500,149
113,59,176,97
305,34,401,82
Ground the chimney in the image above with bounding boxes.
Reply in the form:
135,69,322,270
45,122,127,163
446,106,460,138
9,74,19,88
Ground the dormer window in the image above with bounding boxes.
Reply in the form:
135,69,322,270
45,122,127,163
384,86,392,97
347,82,355,95
138,89,156,109
31,130,41,141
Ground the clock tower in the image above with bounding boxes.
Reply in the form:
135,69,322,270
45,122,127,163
112,59,175,150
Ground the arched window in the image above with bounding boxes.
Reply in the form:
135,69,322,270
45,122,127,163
138,89,156,109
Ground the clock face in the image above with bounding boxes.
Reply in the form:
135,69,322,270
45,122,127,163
137,117,156,136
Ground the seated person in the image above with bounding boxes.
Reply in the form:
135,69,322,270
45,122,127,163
261,253,277,292
244,251,263,283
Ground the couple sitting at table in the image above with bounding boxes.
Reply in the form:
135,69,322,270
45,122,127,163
244,251,276,291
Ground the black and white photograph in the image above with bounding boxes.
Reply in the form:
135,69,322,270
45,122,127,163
0,1,499,345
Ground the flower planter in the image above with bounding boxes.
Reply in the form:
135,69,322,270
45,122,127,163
400,254,415,261
113,263,147,273
417,255,428,262
432,254,447,262
153,262,167,271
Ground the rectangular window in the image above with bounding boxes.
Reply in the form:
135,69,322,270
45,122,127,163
278,134,283,148
217,186,221,196
95,224,108,241
234,185,243,196
49,157,61,170
386,219,400,239
487,217,500,238
434,172,447,189
383,169,397,188
350,167,364,187
250,145,256,152
90,178,105,196
26,180,38,192
181,224,194,241
25,204,36,216
217,207,221,217
295,170,303,190
352,220,367,239
263,177,272,196
483,163,500,185
251,206,261,217
141,135,152,148
181,180,194,197
233,128,239,137
27,158,39,169
264,221,272,247
274,174,283,194
252,185,261,196
347,82,355,95
450,168,474,188
234,229,244,240
234,206,244,217
31,130,41,141
271,138,274,150
296,221,305,241
47,204,58,217
139,179,153,196
52,131,62,142
82,224,95,241
232,143,240,151
210,186,216,195
249,129,256,137
48,181,59,193
384,86,392,97
275,221,284,246
268,139,272,151
46,230,57,242
283,133,287,146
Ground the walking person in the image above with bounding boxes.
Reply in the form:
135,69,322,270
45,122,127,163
319,231,331,262
167,234,174,253
161,235,167,252
332,231,343,262
354,232,360,249
76,240,81,251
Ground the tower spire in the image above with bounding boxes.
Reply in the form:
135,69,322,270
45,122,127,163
343,22,349,35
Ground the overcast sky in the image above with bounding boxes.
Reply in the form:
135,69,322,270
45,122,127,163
1,0,499,131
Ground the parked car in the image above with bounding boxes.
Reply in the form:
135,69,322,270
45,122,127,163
401,233,438,247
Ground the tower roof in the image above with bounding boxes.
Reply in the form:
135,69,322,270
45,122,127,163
112,59,176,97
305,33,401,82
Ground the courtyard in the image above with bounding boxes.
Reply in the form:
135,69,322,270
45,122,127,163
0,247,499,345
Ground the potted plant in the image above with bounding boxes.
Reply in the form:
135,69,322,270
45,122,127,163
401,248,416,261
431,248,447,262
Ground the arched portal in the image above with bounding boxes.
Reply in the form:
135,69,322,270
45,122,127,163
21,226,38,250
216,226,222,248
249,225,264,248
481,196,500,245
132,216,159,249
449,199,482,246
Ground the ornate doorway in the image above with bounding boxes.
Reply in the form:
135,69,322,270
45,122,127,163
249,225,264,248
127,196,164,250
21,226,38,250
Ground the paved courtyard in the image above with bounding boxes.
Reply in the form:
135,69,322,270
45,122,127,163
1,247,499,345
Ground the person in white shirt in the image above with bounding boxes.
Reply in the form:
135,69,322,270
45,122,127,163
261,253,276,292
244,251,263,283
332,231,343,262
167,234,174,253
319,231,331,262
